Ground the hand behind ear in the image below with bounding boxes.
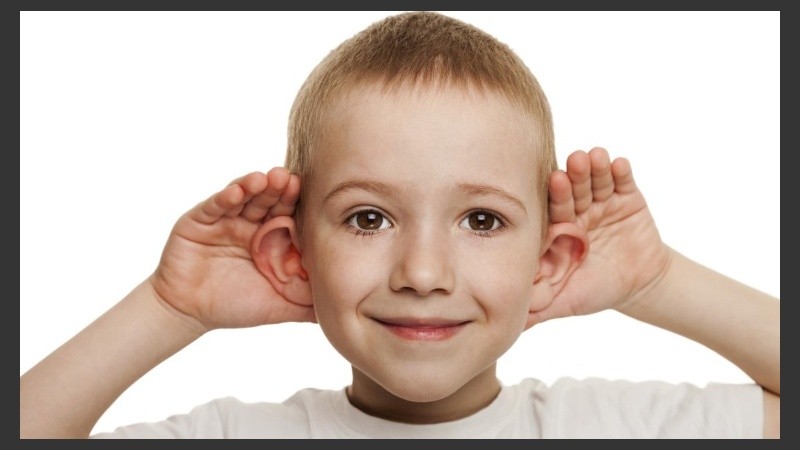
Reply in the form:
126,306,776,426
150,168,316,331
528,148,671,326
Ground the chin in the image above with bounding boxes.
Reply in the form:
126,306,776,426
376,369,472,403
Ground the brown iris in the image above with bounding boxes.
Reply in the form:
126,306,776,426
355,211,384,230
468,212,496,231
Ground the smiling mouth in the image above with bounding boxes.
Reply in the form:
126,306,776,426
373,318,470,341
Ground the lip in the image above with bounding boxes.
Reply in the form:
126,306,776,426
373,317,469,341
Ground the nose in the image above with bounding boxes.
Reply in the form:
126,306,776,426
388,226,455,296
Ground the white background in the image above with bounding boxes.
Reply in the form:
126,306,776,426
20,11,779,435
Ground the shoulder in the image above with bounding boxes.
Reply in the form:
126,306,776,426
92,388,338,439
510,377,763,438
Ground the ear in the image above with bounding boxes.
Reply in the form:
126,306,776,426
250,216,312,307
525,222,588,330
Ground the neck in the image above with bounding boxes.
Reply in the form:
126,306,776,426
346,364,501,424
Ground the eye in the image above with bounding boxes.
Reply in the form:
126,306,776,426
459,210,503,232
346,209,392,232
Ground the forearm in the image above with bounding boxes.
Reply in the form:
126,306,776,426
620,248,779,395
20,279,206,438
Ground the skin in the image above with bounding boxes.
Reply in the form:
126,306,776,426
547,149,780,438
19,168,313,438
19,84,779,437
297,86,567,422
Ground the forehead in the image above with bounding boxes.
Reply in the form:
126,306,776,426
327,82,535,147
308,84,542,207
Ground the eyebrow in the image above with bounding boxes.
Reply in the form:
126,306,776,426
324,179,403,204
323,178,527,213
457,183,527,213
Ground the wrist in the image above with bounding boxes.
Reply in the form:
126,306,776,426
139,277,209,342
615,245,677,322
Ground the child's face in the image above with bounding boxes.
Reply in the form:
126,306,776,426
299,84,545,404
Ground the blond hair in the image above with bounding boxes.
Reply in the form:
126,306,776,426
286,11,556,226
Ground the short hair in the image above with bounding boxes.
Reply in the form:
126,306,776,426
286,11,556,228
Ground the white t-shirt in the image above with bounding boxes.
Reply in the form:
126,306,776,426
91,377,763,438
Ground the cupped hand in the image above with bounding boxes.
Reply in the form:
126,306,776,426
149,167,315,332
531,147,673,323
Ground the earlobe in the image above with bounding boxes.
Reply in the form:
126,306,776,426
251,216,312,306
526,222,588,329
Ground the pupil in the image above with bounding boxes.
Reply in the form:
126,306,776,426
469,212,494,230
357,211,381,230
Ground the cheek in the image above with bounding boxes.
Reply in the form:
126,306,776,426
302,237,389,359
304,237,386,311
461,240,539,314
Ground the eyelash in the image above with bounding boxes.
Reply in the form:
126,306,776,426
463,209,506,238
343,209,507,238
352,228,381,237
345,209,392,237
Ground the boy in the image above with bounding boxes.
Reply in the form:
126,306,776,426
20,11,779,438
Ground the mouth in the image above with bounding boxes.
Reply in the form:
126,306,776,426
372,317,470,341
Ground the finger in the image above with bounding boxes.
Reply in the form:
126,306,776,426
225,171,262,188
206,173,257,219
588,147,615,202
240,167,290,222
223,172,268,218
191,183,247,225
611,157,638,194
548,169,576,223
566,150,592,214
266,173,301,219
